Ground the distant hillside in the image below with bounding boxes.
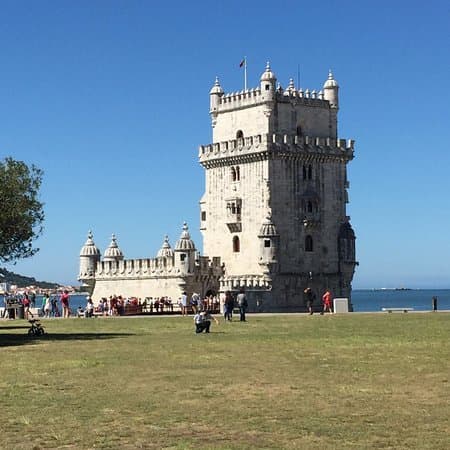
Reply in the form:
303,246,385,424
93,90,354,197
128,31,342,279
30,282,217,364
0,267,59,289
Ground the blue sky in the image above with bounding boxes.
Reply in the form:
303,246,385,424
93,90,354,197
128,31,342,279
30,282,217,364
1,0,449,288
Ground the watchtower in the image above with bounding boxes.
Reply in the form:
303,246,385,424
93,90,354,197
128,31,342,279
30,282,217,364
199,63,357,311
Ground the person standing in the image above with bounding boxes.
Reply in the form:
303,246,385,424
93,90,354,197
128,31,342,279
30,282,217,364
22,294,32,319
60,290,71,318
41,294,48,316
181,291,188,316
44,294,51,318
304,287,315,315
322,290,333,314
50,295,58,317
224,291,234,321
190,293,199,314
85,296,94,318
432,296,438,312
42,293,50,317
236,288,248,322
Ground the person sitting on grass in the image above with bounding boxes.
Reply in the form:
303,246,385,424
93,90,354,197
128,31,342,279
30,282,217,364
194,310,219,334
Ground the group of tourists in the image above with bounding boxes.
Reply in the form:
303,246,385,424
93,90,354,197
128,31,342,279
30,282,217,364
194,288,248,334
222,289,248,322
304,288,333,315
180,292,220,316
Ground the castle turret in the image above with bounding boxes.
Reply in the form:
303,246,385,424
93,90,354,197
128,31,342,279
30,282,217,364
103,234,124,262
210,76,224,114
174,222,196,274
78,231,101,291
323,70,339,109
260,61,277,101
258,213,279,274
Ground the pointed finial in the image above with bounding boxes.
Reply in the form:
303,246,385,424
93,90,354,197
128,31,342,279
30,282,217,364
288,78,295,91
266,61,271,71
328,69,334,80
87,230,93,239
214,76,220,86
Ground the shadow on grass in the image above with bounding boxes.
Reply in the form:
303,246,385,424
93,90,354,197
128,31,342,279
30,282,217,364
0,332,135,348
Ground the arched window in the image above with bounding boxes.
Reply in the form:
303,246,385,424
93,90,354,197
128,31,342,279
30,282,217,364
296,125,303,136
233,236,240,253
307,201,313,213
236,166,240,181
236,130,244,139
231,167,237,182
305,235,313,252
308,165,313,180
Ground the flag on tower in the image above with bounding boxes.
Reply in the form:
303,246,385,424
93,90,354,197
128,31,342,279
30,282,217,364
239,58,245,68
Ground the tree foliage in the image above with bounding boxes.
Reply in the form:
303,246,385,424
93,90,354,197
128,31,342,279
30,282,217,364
0,157,45,263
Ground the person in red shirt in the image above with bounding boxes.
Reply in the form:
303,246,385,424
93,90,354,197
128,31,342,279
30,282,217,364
23,293,32,319
60,290,71,318
322,290,333,314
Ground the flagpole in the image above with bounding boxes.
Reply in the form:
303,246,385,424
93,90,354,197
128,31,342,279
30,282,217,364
244,56,247,91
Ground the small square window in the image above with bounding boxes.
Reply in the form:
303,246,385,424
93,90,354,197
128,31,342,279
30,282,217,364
264,240,271,248
265,84,270,91
201,211,206,221
180,254,186,262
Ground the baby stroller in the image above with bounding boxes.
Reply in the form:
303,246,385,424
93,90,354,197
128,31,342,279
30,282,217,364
28,318,46,336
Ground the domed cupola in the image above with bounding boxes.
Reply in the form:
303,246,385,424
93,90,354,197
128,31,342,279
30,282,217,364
210,76,224,95
103,234,124,262
175,222,195,251
258,213,279,238
157,235,174,258
175,222,196,251
80,230,100,257
260,61,276,82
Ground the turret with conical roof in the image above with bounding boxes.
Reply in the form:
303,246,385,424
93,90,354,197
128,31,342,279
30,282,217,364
260,61,276,101
258,213,279,273
78,230,101,285
174,222,196,274
210,76,224,115
103,234,124,262
323,70,339,109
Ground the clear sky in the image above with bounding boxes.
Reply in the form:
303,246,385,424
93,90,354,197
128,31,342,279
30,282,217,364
1,0,449,289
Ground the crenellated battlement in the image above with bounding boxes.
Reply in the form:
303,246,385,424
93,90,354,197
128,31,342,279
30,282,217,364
276,88,329,107
199,133,354,164
93,254,222,280
215,84,330,113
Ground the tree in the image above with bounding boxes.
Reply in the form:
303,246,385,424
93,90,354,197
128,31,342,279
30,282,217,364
0,157,44,263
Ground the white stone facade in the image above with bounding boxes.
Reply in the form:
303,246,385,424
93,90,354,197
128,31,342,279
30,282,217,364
199,64,357,311
78,224,223,303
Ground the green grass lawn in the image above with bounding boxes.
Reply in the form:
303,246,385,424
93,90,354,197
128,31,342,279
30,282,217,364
1,313,449,449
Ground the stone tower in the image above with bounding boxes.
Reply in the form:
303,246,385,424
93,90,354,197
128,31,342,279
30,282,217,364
199,63,357,311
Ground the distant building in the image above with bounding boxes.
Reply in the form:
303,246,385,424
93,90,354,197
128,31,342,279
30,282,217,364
0,282,11,294
79,63,357,310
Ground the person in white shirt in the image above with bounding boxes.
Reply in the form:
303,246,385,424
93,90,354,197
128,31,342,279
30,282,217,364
194,310,219,333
